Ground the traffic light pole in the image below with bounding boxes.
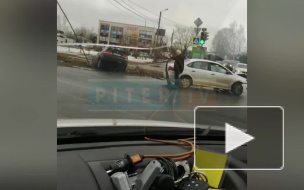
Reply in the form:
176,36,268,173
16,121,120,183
199,28,207,59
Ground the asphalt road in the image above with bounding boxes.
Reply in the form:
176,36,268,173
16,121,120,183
57,66,247,125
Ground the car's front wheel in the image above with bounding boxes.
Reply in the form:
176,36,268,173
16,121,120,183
231,82,243,96
180,76,192,88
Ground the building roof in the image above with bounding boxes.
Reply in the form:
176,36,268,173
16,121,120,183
99,20,155,30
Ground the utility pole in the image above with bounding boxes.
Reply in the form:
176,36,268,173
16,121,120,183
170,29,174,54
151,8,168,57
156,11,162,47
153,8,168,48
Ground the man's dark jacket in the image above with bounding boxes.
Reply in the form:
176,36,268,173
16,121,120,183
171,54,185,73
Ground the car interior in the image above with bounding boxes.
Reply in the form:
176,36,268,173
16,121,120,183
58,126,247,190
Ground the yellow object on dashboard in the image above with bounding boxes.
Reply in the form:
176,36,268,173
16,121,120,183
193,149,229,189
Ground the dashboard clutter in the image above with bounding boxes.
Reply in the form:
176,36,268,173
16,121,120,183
108,137,209,190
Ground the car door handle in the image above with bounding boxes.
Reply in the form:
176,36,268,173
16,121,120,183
211,73,215,75
192,70,195,72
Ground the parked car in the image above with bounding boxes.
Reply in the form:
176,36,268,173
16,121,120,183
236,63,247,74
164,59,247,96
234,63,247,79
91,47,128,71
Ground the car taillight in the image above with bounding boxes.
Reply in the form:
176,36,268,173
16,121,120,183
105,50,112,54
168,66,174,71
122,55,128,60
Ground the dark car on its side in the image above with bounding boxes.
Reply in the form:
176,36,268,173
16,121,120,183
91,47,128,71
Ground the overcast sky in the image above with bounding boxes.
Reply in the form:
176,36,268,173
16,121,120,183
57,0,247,48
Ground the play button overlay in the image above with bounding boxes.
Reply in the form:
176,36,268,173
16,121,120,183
194,106,284,170
225,123,254,153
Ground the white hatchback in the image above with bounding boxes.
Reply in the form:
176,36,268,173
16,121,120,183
164,59,247,96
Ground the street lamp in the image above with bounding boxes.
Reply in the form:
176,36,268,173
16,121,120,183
155,8,168,47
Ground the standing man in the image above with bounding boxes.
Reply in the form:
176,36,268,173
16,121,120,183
170,50,185,88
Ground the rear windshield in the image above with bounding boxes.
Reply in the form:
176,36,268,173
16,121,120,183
105,47,127,55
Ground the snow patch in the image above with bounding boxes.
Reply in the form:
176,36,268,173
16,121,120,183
57,46,99,55
128,56,153,63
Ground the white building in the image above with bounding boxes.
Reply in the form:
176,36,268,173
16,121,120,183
97,20,156,48
57,31,76,44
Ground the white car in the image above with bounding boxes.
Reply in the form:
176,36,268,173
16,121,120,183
236,63,247,74
164,59,247,96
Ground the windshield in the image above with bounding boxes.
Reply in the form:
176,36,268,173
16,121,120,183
57,0,247,124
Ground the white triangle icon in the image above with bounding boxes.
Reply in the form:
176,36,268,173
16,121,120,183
225,123,255,153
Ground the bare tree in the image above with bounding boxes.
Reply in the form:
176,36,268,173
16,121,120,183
57,14,62,31
161,35,170,46
212,21,246,60
236,24,246,57
62,17,70,34
173,26,195,54
212,28,234,58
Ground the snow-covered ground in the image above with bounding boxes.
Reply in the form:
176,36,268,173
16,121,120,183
57,46,153,63
128,56,153,63
57,46,99,55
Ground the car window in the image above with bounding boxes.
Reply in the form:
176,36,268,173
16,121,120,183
210,63,228,74
112,48,128,55
190,61,208,70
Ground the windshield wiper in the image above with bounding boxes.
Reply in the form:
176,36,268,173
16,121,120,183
58,127,202,138
57,130,98,138
57,126,226,139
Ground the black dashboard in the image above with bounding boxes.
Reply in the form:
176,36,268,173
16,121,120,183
58,140,247,190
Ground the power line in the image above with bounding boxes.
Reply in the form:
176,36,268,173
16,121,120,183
112,0,158,23
107,0,132,16
120,0,158,23
57,1,90,65
107,0,156,25
126,0,189,28
107,0,155,26
126,0,158,16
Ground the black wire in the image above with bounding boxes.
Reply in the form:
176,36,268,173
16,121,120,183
120,0,158,23
157,158,177,181
57,1,90,65
126,0,189,28
113,0,157,23
126,0,158,16
107,0,137,20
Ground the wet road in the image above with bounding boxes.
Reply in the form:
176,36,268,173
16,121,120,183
57,66,247,124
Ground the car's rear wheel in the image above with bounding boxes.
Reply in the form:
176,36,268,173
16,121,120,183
180,76,192,88
231,82,243,96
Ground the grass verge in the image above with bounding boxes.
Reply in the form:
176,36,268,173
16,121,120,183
57,53,164,79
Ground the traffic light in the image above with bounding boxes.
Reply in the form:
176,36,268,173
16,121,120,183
200,28,207,45
200,31,205,45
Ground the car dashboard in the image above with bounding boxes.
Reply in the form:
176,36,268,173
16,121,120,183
58,140,247,190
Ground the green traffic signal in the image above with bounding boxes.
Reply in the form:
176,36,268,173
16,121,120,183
200,40,204,45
